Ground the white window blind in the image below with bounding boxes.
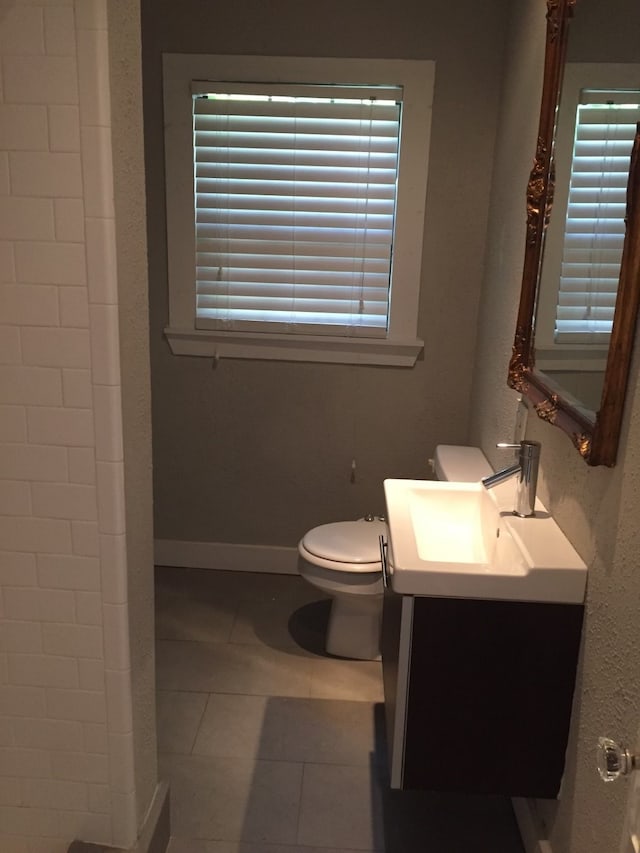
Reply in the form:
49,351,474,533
192,82,402,338
555,91,640,344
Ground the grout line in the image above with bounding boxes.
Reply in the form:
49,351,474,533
187,690,209,755
294,760,307,846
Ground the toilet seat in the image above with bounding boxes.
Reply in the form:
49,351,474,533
298,518,386,659
300,519,386,573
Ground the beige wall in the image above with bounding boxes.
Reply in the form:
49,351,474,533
470,1,640,850
142,0,510,547
568,0,639,62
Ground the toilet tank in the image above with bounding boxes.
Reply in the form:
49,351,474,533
433,445,492,482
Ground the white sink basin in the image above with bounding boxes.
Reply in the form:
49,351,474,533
383,478,587,603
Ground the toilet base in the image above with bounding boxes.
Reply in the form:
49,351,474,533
325,593,382,661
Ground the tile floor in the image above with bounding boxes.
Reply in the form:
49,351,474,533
155,566,525,853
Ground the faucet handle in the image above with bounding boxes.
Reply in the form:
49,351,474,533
496,442,521,450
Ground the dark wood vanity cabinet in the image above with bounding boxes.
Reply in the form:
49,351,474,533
381,589,584,798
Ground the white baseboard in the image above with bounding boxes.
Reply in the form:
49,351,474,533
154,538,299,575
512,798,553,853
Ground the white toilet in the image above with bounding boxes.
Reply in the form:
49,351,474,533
297,445,493,661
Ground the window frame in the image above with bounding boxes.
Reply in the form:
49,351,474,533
162,54,435,366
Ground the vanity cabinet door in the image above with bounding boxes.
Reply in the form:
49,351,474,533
383,593,584,798
381,586,412,788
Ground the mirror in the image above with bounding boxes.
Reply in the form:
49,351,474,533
508,0,640,466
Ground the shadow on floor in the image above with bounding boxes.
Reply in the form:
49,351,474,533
286,598,331,655
372,705,525,852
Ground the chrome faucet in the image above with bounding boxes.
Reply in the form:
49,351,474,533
481,440,541,518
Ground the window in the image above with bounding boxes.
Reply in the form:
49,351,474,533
193,85,400,338
536,64,640,370
554,93,638,344
162,55,435,366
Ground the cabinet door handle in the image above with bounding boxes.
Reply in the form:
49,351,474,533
379,535,390,589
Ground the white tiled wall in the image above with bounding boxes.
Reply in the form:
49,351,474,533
0,1,139,850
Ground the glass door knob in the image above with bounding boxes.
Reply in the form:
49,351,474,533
597,737,639,782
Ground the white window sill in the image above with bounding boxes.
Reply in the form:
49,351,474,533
535,347,608,373
165,326,423,366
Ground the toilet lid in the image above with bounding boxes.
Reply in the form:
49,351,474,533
302,519,387,564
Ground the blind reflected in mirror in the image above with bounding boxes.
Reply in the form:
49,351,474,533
535,73,639,417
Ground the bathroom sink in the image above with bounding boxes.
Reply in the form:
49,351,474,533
383,479,587,603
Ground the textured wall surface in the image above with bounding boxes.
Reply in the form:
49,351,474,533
470,0,640,850
142,0,511,548
107,0,158,829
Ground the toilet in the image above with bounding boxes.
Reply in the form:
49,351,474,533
297,445,493,661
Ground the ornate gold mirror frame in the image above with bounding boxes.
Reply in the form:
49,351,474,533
508,0,640,466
